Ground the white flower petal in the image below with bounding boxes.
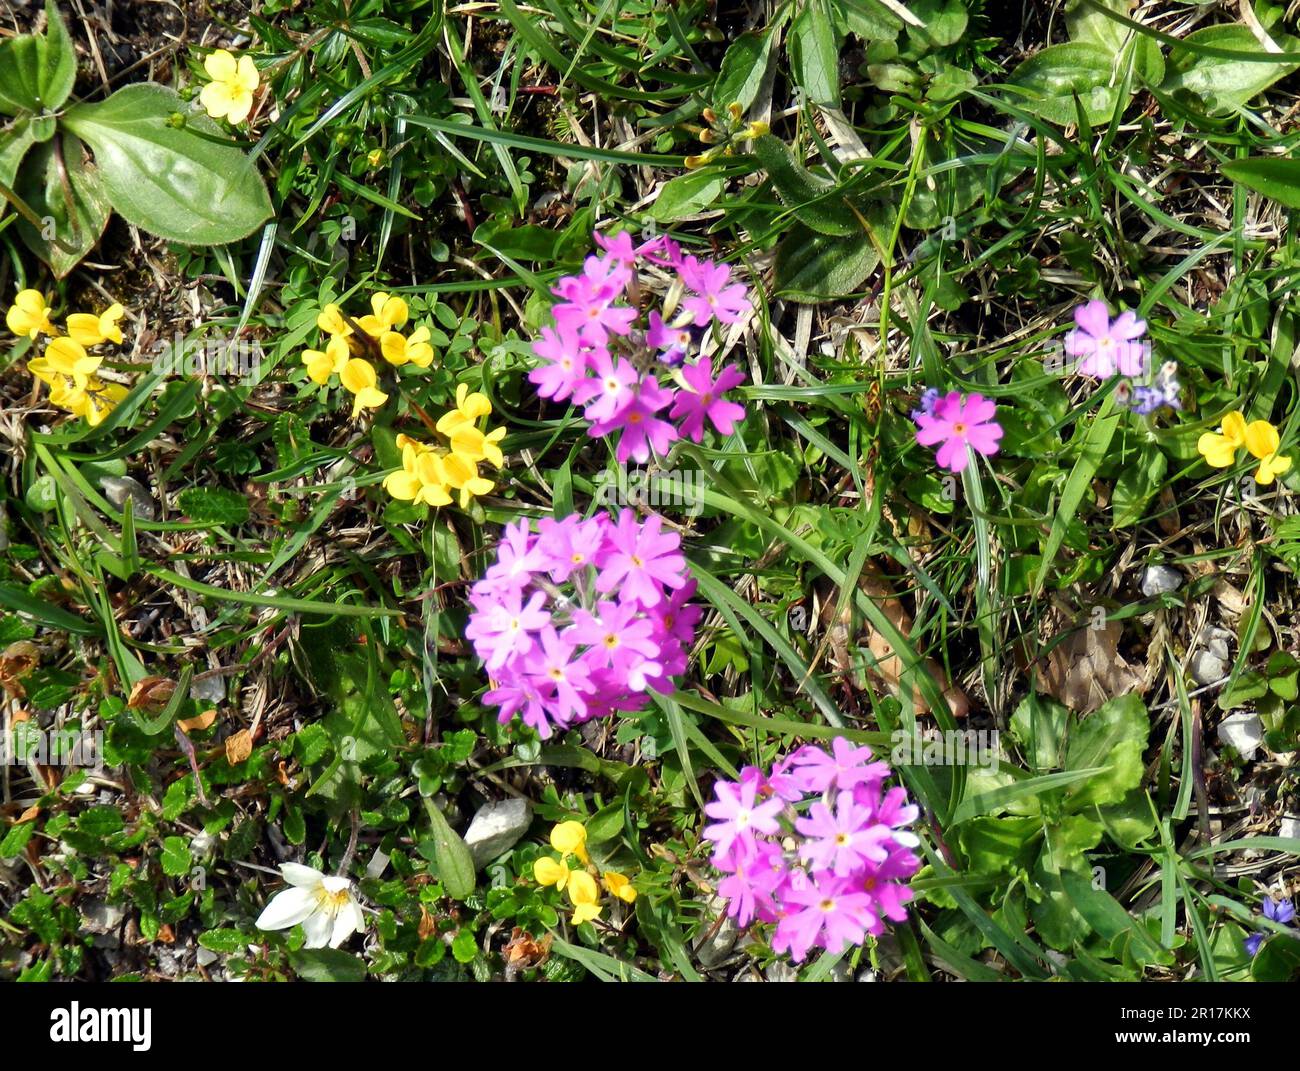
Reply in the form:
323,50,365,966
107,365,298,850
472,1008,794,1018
300,909,334,949
279,862,326,888
255,887,317,932
329,901,364,948
320,875,353,895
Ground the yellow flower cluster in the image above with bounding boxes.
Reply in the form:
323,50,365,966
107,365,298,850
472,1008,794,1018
532,820,637,926
7,290,128,426
1197,411,1292,486
382,385,505,509
302,292,434,419
685,102,769,169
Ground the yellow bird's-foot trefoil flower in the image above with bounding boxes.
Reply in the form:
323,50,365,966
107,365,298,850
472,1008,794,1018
602,871,638,904
67,303,125,347
200,49,260,124
358,292,408,338
566,871,601,925
7,290,56,339
339,358,389,418
380,324,434,368
302,334,351,385
1197,411,1247,469
1243,419,1292,486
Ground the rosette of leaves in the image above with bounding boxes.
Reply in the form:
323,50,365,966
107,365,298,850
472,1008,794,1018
0,1,272,277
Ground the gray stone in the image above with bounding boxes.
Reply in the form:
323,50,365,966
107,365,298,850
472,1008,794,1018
1217,712,1264,760
694,901,740,968
1140,565,1183,597
100,475,156,521
463,798,533,869
189,674,225,705
1279,815,1300,840
1190,650,1227,686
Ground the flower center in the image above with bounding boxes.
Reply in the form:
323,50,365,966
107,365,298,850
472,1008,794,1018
819,898,836,913
952,422,967,435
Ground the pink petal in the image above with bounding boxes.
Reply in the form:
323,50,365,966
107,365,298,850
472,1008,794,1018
964,423,1003,456
1073,299,1110,338
1111,310,1147,341
935,437,969,472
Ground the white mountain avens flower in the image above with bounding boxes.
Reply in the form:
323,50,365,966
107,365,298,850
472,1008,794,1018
255,863,365,948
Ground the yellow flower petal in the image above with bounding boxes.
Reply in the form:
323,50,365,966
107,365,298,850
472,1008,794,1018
317,304,354,337
1197,432,1238,469
339,357,377,394
571,901,602,925
566,870,600,906
350,386,388,418
602,871,638,903
383,470,422,500
204,49,238,82
533,856,569,890
199,79,237,120
550,821,587,859
235,55,260,93
224,90,254,125
1243,420,1281,461
7,289,55,339
1256,453,1292,486
1220,411,1247,447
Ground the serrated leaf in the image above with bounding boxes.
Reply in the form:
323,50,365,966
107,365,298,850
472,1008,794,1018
63,83,273,245
0,0,77,116
288,947,367,981
160,835,192,877
176,487,251,526
1064,692,1150,808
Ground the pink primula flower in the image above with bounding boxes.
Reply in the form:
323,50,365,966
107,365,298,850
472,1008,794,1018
913,391,1003,473
1064,298,1148,378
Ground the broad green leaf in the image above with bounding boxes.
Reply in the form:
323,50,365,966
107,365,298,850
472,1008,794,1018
1162,25,1300,114
1251,933,1300,981
775,222,880,302
952,768,1102,824
791,0,841,107
175,487,251,526
1064,692,1149,808
198,928,247,954
64,83,273,244
1059,869,1173,966
288,948,367,981
1111,447,1166,528
15,134,112,279
1005,42,1120,125
160,836,193,877
423,798,476,900
0,0,77,116
1222,156,1300,210
954,816,1040,876
752,133,858,236
909,0,968,49
713,30,774,113
0,119,39,187
649,169,724,222
1010,692,1070,772
1065,0,1131,51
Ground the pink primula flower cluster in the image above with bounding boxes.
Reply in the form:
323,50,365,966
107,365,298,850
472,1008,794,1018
529,231,749,463
703,738,922,962
466,509,700,738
